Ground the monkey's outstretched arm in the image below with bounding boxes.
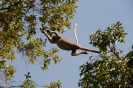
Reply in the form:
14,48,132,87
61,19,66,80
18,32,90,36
42,30,54,43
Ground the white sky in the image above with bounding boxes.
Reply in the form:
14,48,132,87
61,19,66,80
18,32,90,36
7,0,133,88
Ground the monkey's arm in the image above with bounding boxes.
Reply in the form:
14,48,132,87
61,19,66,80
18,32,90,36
42,30,54,43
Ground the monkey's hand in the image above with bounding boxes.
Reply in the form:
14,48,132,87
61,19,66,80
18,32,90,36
47,30,51,33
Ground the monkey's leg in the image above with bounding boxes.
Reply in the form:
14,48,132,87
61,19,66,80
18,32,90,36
81,47,100,54
71,49,88,56
72,44,100,54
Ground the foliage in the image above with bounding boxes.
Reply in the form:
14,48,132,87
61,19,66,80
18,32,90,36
78,22,133,88
0,0,78,87
22,72,36,87
45,80,62,88
0,62,16,81
126,46,133,68
1,0,133,88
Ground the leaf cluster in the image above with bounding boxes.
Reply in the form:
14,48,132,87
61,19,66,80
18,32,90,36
45,80,62,88
0,0,78,86
90,22,126,53
78,22,133,88
0,60,16,81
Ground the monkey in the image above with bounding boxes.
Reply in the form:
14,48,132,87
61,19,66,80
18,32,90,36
42,27,100,56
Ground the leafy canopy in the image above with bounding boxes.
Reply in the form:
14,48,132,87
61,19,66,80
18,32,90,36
0,0,78,87
78,22,133,88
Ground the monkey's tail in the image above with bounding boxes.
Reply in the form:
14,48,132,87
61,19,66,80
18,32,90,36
74,24,78,45
81,48,100,54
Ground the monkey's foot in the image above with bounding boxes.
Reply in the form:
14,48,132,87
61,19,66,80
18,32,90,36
83,51,89,54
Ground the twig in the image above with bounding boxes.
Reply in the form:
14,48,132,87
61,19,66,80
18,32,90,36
108,45,120,59
0,0,22,10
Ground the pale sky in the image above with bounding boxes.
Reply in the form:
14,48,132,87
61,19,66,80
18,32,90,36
7,0,133,88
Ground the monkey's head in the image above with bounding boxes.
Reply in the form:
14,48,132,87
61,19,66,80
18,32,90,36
52,36,59,42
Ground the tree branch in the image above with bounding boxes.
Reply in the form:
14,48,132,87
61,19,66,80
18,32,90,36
0,0,22,10
108,45,120,59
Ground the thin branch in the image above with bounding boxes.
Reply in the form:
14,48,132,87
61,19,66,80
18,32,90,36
108,45,120,59
0,0,22,10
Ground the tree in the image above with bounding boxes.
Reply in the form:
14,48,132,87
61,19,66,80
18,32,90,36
78,22,133,88
0,0,78,87
0,0,133,88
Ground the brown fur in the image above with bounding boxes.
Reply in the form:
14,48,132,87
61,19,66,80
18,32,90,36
42,30,90,56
